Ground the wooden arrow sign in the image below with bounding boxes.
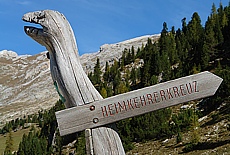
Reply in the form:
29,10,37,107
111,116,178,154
56,71,222,136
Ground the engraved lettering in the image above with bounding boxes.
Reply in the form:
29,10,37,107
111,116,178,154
108,104,114,116
114,103,118,114
133,97,140,108
140,95,147,106
173,86,180,97
146,94,154,104
101,106,108,117
160,90,166,101
186,83,193,94
153,92,160,103
118,101,127,112
193,81,199,92
126,100,134,110
180,84,186,96
166,88,173,99
101,80,202,118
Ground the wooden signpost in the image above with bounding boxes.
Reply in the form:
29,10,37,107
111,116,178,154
23,10,223,155
23,10,125,155
56,71,223,136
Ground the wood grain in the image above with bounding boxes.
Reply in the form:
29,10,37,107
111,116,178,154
85,129,94,155
23,10,125,155
56,71,223,135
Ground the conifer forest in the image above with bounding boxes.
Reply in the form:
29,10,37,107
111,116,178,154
1,2,230,155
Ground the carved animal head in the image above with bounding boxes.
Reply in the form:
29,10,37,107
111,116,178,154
23,10,102,107
22,10,78,56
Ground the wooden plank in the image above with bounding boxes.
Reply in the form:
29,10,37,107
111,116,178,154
92,127,125,155
56,71,223,136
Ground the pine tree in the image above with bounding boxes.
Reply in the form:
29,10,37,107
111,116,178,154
202,16,217,69
130,68,137,85
131,46,135,62
152,43,162,75
210,3,224,44
158,22,171,80
211,3,217,16
222,4,230,40
103,61,110,83
182,17,187,34
18,142,25,155
176,130,183,144
186,12,204,71
93,58,102,86
150,75,158,85
54,130,63,155
4,129,13,155
218,2,228,28
120,49,126,71
110,60,119,81
106,85,113,97
117,82,129,94
141,60,151,86
75,132,86,155
125,49,132,65
113,70,121,95
215,17,224,43
100,87,107,98
190,104,200,145
168,26,178,65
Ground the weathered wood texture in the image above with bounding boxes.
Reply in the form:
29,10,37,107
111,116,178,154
85,129,93,155
23,10,125,155
56,71,223,134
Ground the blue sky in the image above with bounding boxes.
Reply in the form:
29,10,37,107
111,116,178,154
0,0,228,56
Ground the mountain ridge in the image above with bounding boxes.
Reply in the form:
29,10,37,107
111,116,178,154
0,34,160,126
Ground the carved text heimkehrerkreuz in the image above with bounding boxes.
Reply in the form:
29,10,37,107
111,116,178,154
101,81,199,117
55,71,223,135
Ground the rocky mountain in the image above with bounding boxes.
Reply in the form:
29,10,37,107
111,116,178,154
0,50,58,127
0,34,160,126
80,34,160,74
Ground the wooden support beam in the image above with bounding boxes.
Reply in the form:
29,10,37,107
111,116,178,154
23,10,125,155
85,129,94,155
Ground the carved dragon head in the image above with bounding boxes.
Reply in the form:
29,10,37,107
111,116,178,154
22,10,102,107
22,10,78,56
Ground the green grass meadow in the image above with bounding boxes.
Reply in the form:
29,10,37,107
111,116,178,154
0,128,31,154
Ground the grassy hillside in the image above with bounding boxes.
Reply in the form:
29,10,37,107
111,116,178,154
127,101,230,154
0,127,32,154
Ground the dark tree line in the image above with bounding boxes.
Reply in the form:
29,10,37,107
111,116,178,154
1,2,230,154
87,2,230,151
16,100,65,155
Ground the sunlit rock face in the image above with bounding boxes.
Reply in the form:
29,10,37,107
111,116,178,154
0,34,160,126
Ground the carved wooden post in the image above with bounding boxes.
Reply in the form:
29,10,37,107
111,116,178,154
23,10,125,155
